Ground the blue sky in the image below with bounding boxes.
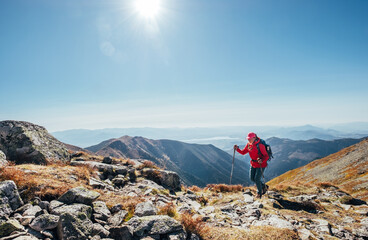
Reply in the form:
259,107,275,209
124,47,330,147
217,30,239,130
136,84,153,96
1,0,367,131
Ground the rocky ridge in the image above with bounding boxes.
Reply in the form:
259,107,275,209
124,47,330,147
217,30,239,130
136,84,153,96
0,121,70,165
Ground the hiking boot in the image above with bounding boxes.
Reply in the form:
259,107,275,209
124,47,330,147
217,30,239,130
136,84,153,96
262,184,269,194
256,193,262,199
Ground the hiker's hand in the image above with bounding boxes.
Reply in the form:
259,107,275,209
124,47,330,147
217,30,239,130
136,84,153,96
234,145,239,150
257,158,263,164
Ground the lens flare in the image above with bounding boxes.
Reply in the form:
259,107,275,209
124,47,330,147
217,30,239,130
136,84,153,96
134,0,161,19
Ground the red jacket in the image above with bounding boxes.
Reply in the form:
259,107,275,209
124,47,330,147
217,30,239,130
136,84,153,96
236,138,269,168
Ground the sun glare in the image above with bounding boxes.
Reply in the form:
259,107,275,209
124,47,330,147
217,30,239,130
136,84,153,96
134,0,161,19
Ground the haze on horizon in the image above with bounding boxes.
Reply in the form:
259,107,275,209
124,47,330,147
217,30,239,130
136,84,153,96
1,0,367,132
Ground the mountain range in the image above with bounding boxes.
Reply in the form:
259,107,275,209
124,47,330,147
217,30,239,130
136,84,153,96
86,136,249,187
85,134,365,186
51,123,368,149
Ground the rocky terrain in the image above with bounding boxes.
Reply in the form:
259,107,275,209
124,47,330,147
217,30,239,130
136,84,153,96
0,120,368,240
0,121,70,165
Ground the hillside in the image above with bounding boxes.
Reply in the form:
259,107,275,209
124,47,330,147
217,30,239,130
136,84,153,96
269,138,368,201
264,137,365,180
86,136,249,187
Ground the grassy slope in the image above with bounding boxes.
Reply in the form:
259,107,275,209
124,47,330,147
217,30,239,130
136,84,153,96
268,138,368,200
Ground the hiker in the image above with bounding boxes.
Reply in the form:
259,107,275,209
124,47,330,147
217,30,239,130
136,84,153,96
234,132,269,198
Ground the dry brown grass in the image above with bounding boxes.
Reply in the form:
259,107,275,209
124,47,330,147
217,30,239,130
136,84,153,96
158,202,177,218
136,160,160,170
316,182,337,189
188,185,202,192
202,226,299,240
180,212,209,238
205,184,243,193
0,163,98,202
125,159,137,166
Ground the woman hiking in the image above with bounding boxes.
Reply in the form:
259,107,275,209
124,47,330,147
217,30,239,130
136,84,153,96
234,132,269,198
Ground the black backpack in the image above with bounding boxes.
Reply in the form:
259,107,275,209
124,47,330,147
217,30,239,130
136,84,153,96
256,138,273,160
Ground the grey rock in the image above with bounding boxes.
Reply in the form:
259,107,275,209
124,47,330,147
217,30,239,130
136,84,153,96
57,212,93,240
0,219,25,237
0,120,70,164
356,208,368,216
243,194,254,204
38,201,49,210
48,200,64,212
22,206,42,218
109,225,133,240
141,169,181,191
58,186,100,205
353,226,368,238
112,177,129,188
93,201,111,222
0,180,24,218
108,210,128,226
29,214,59,231
127,215,184,237
361,217,368,225
0,150,7,167
89,177,114,190
102,157,113,164
252,215,294,230
110,204,123,214
168,231,187,240
70,161,128,176
91,223,110,238
51,203,92,219
12,236,39,240
19,216,34,226
134,201,158,217
313,218,332,235
290,195,317,202
220,205,233,212
15,204,33,215
137,179,166,191
298,228,313,240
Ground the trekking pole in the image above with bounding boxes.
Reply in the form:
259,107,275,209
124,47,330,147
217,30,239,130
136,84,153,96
230,148,235,185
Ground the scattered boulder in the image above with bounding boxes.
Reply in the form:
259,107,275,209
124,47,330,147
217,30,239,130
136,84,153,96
0,120,70,164
142,169,181,191
102,157,113,164
22,206,42,218
0,181,24,218
134,201,158,217
92,201,111,222
0,150,7,167
70,160,129,177
58,186,100,205
108,210,128,226
0,219,25,238
127,215,185,238
253,215,294,230
109,225,134,240
112,176,129,188
91,223,110,238
29,214,59,232
57,212,93,240
51,203,92,219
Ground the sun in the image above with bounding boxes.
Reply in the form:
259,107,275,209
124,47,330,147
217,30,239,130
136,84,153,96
134,0,161,19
